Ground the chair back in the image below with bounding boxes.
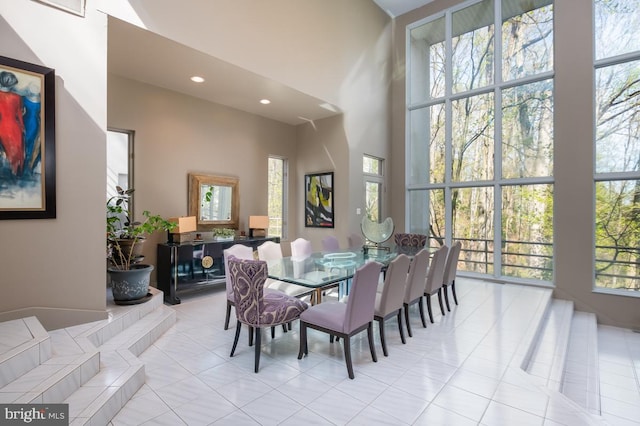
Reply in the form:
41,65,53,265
348,233,364,249
257,240,283,262
403,248,430,304
425,245,448,294
394,233,427,248
224,244,254,301
343,261,383,333
443,241,462,287
377,254,411,315
227,256,267,327
290,238,313,259
321,236,340,252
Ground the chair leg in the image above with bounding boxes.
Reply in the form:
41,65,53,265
443,285,451,311
367,322,377,363
271,327,275,339
418,297,427,328
397,311,406,344
298,322,307,359
224,302,232,330
288,322,292,330
230,321,241,357
378,319,388,357
343,336,354,379
248,326,254,346
452,280,459,305
404,304,413,337
426,294,434,323
330,335,335,343
254,327,262,373
438,288,447,315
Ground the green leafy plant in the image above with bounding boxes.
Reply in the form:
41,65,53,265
212,227,236,238
107,186,176,270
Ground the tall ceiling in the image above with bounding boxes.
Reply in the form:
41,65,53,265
107,17,339,126
372,0,433,17
107,1,433,126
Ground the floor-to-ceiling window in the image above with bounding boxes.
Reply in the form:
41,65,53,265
268,156,288,239
407,0,554,282
594,0,640,292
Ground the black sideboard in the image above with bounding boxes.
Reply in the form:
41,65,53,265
157,236,279,304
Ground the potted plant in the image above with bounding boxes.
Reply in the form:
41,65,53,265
212,227,236,241
107,186,176,304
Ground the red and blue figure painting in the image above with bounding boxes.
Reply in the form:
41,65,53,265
0,65,44,208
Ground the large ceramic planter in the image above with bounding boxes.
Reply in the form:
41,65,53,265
108,264,154,304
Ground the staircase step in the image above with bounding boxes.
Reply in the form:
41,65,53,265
0,317,51,389
3,351,100,404
562,311,600,415
0,288,176,426
65,293,176,425
524,298,574,390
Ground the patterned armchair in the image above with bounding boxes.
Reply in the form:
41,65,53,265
394,233,427,248
227,256,308,373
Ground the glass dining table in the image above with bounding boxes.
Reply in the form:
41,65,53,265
266,249,400,304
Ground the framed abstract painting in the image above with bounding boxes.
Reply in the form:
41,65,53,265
0,56,56,219
305,171,334,228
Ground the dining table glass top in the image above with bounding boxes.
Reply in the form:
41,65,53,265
266,249,400,288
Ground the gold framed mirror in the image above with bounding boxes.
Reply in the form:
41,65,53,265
188,173,239,229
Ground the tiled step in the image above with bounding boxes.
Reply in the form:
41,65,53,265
512,287,555,369
0,317,100,405
562,311,600,415
524,299,574,390
518,300,608,425
0,288,176,426
2,350,100,404
0,316,51,389
66,289,176,425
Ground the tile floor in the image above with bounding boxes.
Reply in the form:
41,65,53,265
108,279,640,425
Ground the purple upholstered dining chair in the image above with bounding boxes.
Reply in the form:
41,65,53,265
223,244,254,330
321,235,341,252
442,241,462,310
374,254,411,356
228,256,308,373
348,233,364,250
298,261,383,379
402,248,430,337
424,245,449,323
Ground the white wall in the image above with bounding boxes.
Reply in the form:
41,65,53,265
108,74,298,270
97,0,389,109
0,0,392,329
0,1,108,329
102,0,392,250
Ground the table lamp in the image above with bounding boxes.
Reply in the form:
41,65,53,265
167,216,197,243
249,215,269,238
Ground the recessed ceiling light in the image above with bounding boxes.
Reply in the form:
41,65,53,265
190,76,205,83
260,99,271,105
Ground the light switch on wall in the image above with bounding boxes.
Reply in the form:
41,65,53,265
356,208,361,215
